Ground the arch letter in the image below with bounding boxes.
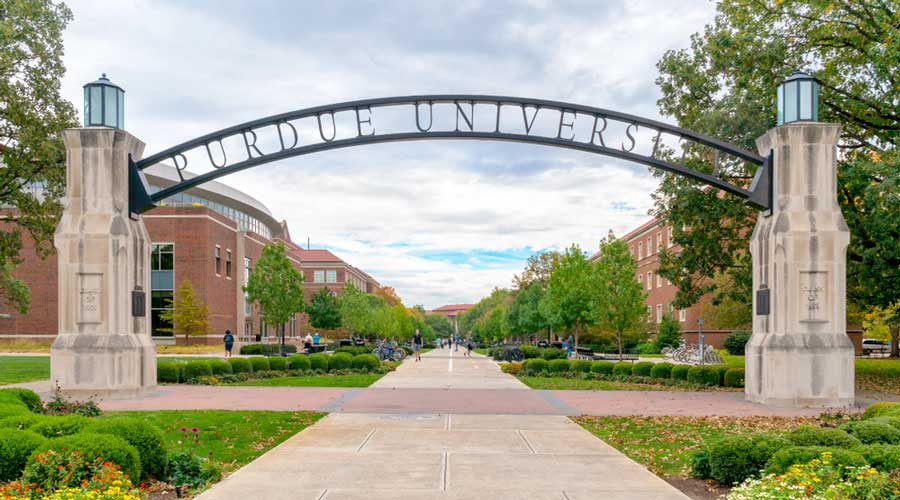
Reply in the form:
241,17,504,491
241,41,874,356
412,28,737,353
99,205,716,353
557,109,576,140
355,106,375,137
277,121,299,151
171,153,188,181
317,112,337,142
622,123,638,152
522,105,540,135
205,139,228,168
415,101,433,132
590,115,607,147
242,129,264,158
455,101,474,132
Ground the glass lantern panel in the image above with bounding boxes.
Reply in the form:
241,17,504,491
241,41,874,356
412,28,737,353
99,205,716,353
83,88,90,126
104,87,117,126
784,81,798,123
812,83,819,121
90,86,102,124
799,81,812,120
117,90,124,128
776,85,784,125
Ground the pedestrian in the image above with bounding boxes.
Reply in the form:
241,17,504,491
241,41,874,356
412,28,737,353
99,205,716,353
566,335,574,358
304,332,313,353
313,332,320,345
223,330,234,358
466,333,473,357
454,333,460,352
413,329,423,361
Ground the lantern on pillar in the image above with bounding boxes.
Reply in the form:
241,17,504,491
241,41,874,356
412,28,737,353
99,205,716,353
776,71,819,125
83,73,125,128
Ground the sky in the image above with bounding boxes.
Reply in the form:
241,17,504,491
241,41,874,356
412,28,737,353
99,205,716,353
60,0,717,309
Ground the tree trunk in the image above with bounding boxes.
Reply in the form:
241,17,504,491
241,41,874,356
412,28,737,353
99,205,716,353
617,331,623,361
891,325,899,358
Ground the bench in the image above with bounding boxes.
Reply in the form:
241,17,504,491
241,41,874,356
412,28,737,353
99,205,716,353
593,351,638,362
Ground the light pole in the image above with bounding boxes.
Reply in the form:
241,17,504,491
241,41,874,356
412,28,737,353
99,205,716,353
697,317,704,366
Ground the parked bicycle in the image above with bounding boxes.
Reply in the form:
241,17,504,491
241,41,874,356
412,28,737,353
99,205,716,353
372,338,406,362
664,341,723,365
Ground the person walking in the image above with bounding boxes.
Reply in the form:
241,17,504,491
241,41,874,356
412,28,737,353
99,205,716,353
454,333,460,352
465,333,473,358
566,335,575,358
223,330,234,358
413,329,423,362
304,332,313,353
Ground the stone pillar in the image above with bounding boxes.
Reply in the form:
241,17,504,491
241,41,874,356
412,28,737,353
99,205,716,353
51,128,156,397
745,123,854,408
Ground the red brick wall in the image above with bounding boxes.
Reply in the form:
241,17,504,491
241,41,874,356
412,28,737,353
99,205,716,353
0,219,57,338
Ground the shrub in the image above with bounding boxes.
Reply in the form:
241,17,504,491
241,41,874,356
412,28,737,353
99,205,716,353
167,450,222,490
853,444,900,472
765,446,867,474
36,433,142,482
671,364,690,380
249,357,270,372
787,425,861,448
735,451,890,499
656,315,682,350
723,330,752,355
267,356,287,371
157,362,183,383
840,420,900,444
519,345,540,359
612,362,633,377
4,388,42,413
713,365,730,386
591,361,614,375
631,361,654,377
724,368,745,388
0,429,48,482
207,359,233,376
89,418,167,479
708,434,791,485
351,354,380,372
863,402,900,420
287,354,311,371
501,362,523,375
650,362,674,379
636,342,660,355
30,415,92,438
309,353,329,372
229,358,252,373
541,348,567,360
240,344,297,355
690,448,712,480
570,360,592,373
240,344,263,355
182,360,213,382
546,359,570,373
524,358,548,375
870,416,900,431
0,390,30,417
335,346,370,356
687,366,719,386
329,352,353,371
0,413,42,430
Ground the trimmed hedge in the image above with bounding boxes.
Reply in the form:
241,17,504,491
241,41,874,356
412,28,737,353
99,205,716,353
248,357,270,372
240,343,297,355
591,361,614,375
864,402,900,420
650,362,674,379
519,345,540,359
309,353,329,372
853,444,900,472
4,388,42,413
0,390,31,418
208,359,233,376
631,362,654,377
30,415,92,438
229,358,253,374
723,368,745,388
0,428,48,482
36,432,142,482
541,348,567,360
612,362,633,377
89,418,167,479
870,416,900,431
687,366,719,386
352,354,380,372
708,434,791,485
712,365,730,386
765,446,867,474
267,356,287,371
840,420,900,444
183,360,213,381
287,354,311,371
335,346,371,356
0,414,42,430
329,352,353,371
723,331,751,355
524,358,548,374
787,425,861,448
157,362,182,383
671,364,690,381
548,359,570,373
570,360,592,373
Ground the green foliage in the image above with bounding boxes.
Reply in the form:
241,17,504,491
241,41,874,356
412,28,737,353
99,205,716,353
338,282,374,335
612,362,633,377
690,448,712,480
182,360,213,382
244,243,306,332
708,434,791,485
787,426,862,448
687,366,719,386
207,359,232,376
650,362,674,379
853,444,900,472
266,357,286,371
228,358,252,374
0,413,42,430
158,279,209,341
547,359,570,373
636,342,660,355
631,362,654,377
329,352,353,371
723,368,745,388
424,312,454,339
0,388,31,417
308,353,329,372
524,358,548,375
157,363,182,383
3,388,41,412
307,288,342,329
724,331,752,356
765,447,867,475
458,288,512,343
507,281,549,337
570,360,592,373
239,344,297,355
655,315,681,350
248,357,270,372
334,346,371,356
0,428,48,482
671,364,690,381
89,418,167,479
519,345,540,359
287,355,311,371
351,354,380,372
541,348,567,360
0,0,78,314
37,432,142,481
29,415,91,438
592,233,647,355
542,245,596,345
863,402,900,420
591,361,614,375
713,365,729,386
840,420,900,445
167,449,221,490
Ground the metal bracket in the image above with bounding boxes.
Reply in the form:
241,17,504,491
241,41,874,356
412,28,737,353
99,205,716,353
128,154,156,217
747,150,774,214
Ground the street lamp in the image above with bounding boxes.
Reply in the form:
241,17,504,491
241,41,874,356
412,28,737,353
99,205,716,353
83,73,125,128
697,317,704,366
776,71,819,125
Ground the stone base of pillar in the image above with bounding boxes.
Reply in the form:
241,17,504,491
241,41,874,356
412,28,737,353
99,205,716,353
50,333,157,398
745,331,855,408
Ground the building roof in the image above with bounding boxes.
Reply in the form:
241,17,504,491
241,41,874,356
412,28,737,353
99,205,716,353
293,248,343,263
431,304,475,313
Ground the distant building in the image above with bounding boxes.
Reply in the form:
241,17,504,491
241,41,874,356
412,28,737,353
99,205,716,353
428,304,475,335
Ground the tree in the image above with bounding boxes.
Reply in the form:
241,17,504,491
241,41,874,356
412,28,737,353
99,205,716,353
158,279,209,342
424,313,454,339
339,282,372,335
863,303,900,358
244,243,305,349
513,251,561,289
458,288,510,337
592,233,646,358
374,286,402,307
507,281,549,339
541,244,595,347
656,314,682,351
307,288,341,330
652,1,900,325
0,1,78,313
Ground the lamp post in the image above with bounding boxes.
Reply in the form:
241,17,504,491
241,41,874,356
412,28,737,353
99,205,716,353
697,317,704,366
776,71,820,125
83,73,125,128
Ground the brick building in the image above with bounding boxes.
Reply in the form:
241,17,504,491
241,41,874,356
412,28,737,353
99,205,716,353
427,304,475,335
0,165,381,345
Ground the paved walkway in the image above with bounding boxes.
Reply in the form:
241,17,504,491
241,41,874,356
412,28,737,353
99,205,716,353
197,349,689,500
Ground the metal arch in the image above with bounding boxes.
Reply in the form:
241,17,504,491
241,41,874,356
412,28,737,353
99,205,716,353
130,95,772,214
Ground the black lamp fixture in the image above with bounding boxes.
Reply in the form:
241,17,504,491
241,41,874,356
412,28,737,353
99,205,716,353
83,73,124,128
776,71,819,125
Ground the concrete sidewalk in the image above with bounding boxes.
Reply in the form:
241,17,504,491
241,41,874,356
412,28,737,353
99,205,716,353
196,349,690,500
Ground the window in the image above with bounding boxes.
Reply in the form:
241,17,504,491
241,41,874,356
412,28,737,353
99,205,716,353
668,227,674,248
326,270,337,283
314,271,325,283
638,242,643,259
225,250,232,278
638,274,643,286
656,304,663,323
657,233,662,251
289,315,296,338
656,272,662,288
243,319,253,342
244,257,252,315
630,246,635,257
647,237,653,255
646,305,652,321
150,243,175,336
646,272,653,290
679,308,686,322
215,246,221,275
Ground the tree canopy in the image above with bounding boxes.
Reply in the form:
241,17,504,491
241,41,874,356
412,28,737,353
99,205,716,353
592,233,647,356
159,279,209,341
541,245,595,346
307,288,341,330
244,243,305,330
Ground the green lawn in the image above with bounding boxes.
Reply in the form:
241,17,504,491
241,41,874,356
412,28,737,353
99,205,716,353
104,410,323,474
0,356,50,385
519,376,659,391
227,374,384,387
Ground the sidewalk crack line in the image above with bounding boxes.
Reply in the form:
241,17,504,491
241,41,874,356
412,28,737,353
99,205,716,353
356,429,376,452
517,430,536,454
